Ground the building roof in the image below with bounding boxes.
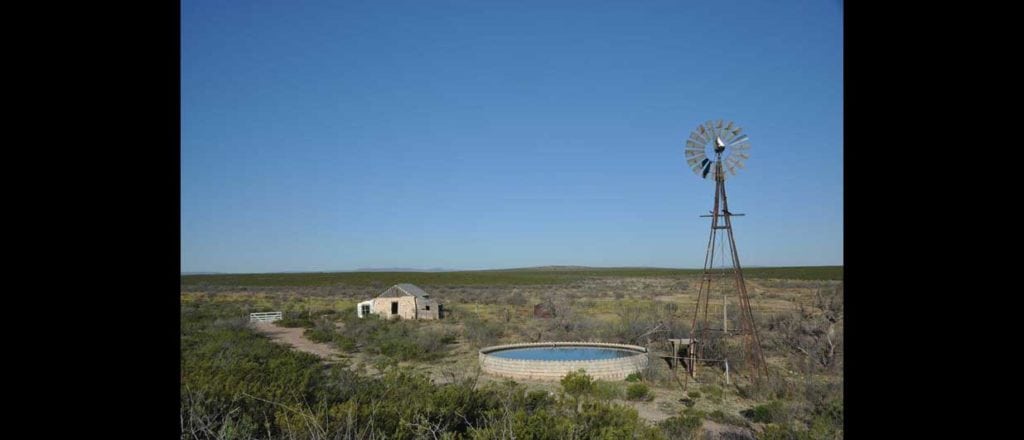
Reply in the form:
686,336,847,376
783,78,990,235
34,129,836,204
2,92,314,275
379,283,431,299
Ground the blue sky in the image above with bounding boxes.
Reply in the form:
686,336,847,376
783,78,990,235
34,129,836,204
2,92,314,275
181,0,842,273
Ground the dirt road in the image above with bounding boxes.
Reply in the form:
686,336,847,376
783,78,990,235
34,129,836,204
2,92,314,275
251,322,341,360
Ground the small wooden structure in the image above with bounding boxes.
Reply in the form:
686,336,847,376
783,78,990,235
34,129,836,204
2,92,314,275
657,338,694,372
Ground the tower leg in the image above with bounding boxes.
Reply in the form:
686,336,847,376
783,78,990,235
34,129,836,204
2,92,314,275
686,158,768,387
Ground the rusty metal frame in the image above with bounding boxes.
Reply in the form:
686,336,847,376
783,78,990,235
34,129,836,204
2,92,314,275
683,154,769,389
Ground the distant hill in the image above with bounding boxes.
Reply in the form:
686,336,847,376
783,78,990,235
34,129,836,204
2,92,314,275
181,266,843,287
496,265,671,271
354,267,452,272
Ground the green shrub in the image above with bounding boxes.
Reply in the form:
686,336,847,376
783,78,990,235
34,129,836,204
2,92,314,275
592,381,623,400
524,389,554,411
561,369,595,397
276,311,315,328
743,400,788,423
334,334,357,352
625,372,642,382
659,409,704,440
708,409,750,428
687,390,701,399
626,383,651,401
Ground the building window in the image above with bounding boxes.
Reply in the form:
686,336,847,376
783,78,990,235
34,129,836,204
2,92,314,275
391,302,398,314
425,305,430,311
361,305,370,316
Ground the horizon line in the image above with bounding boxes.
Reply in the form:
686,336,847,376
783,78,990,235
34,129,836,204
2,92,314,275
181,264,843,276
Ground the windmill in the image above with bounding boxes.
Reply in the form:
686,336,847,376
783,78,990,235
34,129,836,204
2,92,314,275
681,119,768,385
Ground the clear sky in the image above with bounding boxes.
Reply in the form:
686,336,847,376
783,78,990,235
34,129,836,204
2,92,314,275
181,0,842,273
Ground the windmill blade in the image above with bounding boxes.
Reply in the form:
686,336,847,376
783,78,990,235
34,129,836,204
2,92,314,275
717,119,724,128
725,120,734,131
724,157,739,171
685,150,703,158
728,151,749,170
690,132,706,144
686,139,703,149
727,134,749,146
730,142,751,151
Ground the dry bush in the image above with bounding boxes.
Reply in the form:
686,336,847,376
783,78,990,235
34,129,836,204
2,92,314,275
764,286,843,373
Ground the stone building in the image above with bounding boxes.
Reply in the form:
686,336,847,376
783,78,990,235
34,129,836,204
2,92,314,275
356,283,444,320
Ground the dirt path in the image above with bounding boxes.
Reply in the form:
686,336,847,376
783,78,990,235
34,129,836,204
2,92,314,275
251,322,342,361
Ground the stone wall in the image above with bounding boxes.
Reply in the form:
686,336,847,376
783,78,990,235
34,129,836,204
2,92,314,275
371,296,417,320
479,342,649,381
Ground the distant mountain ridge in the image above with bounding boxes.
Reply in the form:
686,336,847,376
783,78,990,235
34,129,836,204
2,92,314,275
353,267,452,272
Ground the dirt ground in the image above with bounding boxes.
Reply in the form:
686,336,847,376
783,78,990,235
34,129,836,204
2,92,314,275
251,322,342,361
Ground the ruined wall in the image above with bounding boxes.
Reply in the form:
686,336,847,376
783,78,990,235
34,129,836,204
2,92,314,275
416,298,441,320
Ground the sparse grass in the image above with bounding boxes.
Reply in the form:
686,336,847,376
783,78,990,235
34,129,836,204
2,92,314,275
182,269,843,438
707,409,750,428
702,384,724,404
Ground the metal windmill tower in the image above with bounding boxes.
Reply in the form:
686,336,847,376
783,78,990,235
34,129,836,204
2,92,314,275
682,119,768,383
